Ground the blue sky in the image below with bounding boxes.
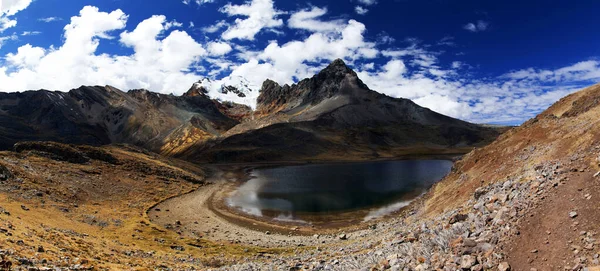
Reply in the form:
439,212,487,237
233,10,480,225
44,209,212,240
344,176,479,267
1,0,599,125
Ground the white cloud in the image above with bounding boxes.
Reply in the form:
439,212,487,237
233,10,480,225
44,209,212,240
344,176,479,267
0,32,17,48
355,6,368,15
5,43,45,68
189,21,195,28
357,0,377,6
1,0,32,32
0,6,206,94
165,20,183,29
288,7,344,32
182,0,215,6
203,20,228,33
227,19,377,86
21,31,41,36
463,20,489,32
451,61,463,69
502,60,600,83
38,17,62,23
354,54,600,123
219,0,284,40
207,41,232,56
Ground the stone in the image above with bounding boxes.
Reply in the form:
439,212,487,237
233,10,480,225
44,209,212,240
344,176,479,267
463,238,477,247
20,205,29,211
170,245,185,251
461,255,477,269
450,213,469,224
338,233,347,240
498,262,511,271
569,212,578,218
415,264,429,271
474,187,488,200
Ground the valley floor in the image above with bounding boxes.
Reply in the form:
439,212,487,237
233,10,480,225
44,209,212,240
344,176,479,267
0,141,599,270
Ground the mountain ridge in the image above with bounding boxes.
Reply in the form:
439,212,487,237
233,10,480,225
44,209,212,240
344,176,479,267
0,59,502,162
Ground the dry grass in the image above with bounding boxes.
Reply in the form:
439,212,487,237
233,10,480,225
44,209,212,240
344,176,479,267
0,143,289,269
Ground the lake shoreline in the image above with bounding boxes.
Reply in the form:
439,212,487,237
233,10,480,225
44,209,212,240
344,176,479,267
148,155,460,246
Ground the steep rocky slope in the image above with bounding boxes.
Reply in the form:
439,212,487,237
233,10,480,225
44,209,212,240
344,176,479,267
0,86,237,154
180,59,500,162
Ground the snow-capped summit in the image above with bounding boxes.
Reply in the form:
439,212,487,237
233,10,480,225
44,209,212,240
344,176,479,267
187,76,260,109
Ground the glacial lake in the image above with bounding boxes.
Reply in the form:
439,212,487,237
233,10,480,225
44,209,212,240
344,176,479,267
227,160,453,223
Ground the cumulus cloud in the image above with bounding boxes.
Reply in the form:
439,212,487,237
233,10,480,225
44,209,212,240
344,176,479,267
355,6,368,15
463,20,489,32
219,0,284,40
207,41,232,56
1,0,32,32
227,18,378,86
0,6,206,93
288,7,344,32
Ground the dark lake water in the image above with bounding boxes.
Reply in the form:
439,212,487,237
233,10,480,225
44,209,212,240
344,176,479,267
227,160,453,222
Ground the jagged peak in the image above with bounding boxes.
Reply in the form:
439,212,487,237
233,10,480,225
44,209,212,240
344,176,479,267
319,58,353,76
261,79,281,89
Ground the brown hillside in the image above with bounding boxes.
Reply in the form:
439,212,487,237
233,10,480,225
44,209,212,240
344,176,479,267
425,83,600,270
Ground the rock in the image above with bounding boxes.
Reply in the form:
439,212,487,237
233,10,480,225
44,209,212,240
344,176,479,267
175,220,181,226
37,246,45,253
20,205,29,211
415,264,429,271
594,171,600,178
569,212,578,218
463,238,477,247
450,213,469,224
0,165,12,181
265,231,271,235
474,187,488,200
170,245,185,251
461,255,477,269
338,233,347,240
498,262,510,271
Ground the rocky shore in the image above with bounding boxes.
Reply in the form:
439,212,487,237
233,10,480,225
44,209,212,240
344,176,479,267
204,159,599,270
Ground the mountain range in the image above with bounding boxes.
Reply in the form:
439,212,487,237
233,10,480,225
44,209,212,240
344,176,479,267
0,59,501,162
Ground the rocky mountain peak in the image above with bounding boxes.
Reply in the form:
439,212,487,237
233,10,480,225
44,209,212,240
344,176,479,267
319,58,353,76
184,80,209,97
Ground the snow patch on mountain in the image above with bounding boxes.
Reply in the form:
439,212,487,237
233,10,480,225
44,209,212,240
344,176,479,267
192,76,260,109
